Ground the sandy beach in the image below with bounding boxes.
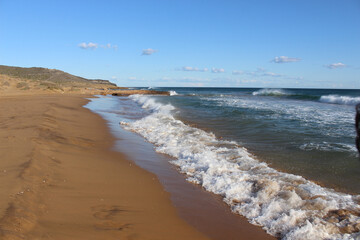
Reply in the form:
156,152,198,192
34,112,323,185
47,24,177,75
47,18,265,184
1,1,360,238
0,66,276,240
0,94,210,239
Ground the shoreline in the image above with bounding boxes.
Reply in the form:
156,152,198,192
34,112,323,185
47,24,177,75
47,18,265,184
86,95,275,240
0,94,208,239
102,92,360,239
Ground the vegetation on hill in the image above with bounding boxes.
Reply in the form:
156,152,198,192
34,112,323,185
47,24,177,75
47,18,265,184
0,65,124,94
0,65,116,86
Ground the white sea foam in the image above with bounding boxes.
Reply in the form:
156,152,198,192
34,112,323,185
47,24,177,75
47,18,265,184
123,95,360,240
320,95,360,105
169,90,178,96
252,88,290,96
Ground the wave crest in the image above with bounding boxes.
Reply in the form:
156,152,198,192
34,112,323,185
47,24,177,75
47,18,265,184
319,95,360,105
125,95,360,240
129,95,175,114
169,90,178,96
252,88,290,96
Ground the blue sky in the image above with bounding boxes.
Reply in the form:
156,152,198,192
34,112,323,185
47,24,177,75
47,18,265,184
0,0,359,88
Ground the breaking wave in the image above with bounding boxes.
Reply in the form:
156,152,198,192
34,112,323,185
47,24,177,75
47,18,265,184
252,88,290,96
320,95,360,105
169,90,178,96
122,95,360,240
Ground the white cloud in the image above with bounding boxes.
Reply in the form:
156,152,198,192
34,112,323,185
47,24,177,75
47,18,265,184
233,67,301,82
176,76,211,82
287,76,304,81
154,76,212,84
100,43,118,50
142,48,158,55
262,72,283,77
234,68,282,77
79,42,118,50
241,79,258,83
232,70,244,75
78,42,98,49
178,66,225,73
100,43,110,49
272,56,301,63
211,68,225,73
325,62,346,69
181,66,208,72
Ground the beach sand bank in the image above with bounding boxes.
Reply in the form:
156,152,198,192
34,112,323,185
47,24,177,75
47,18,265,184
0,94,209,239
0,93,274,240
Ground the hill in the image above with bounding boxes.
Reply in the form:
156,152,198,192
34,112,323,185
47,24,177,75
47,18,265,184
0,65,120,94
0,65,170,96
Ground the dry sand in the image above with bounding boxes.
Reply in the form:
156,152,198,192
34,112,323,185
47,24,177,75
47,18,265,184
0,94,208,240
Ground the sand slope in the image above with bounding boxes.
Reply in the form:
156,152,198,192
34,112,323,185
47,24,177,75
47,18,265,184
0,95,208,240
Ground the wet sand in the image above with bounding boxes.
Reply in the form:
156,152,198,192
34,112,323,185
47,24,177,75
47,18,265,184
0,93,275,240
87,95,276,240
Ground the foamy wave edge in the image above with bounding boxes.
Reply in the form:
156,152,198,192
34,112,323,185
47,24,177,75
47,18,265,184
252,88,290,96
122,95,360,240
320,95,360,105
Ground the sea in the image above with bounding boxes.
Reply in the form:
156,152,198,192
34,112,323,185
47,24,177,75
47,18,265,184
87,87,360,240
